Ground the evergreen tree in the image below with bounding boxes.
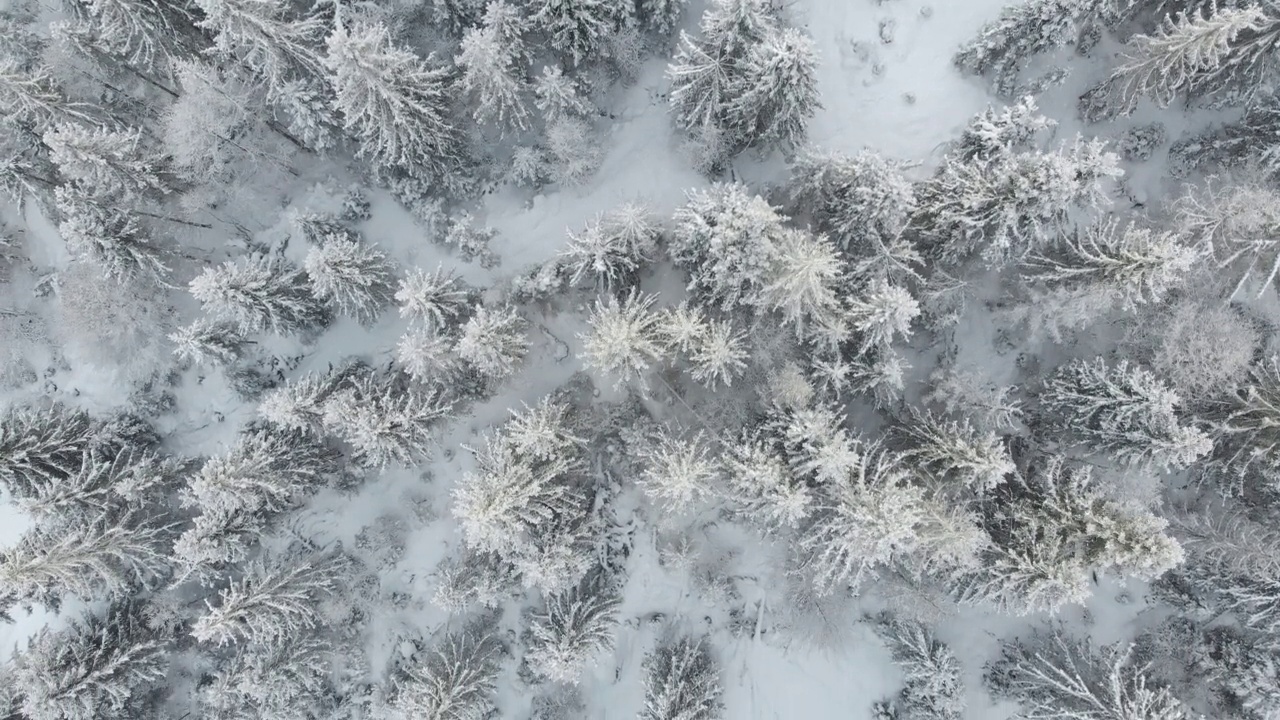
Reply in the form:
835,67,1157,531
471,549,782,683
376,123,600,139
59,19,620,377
0,58,96,131
988,631,1192,720
54,186,167,282
195,0,326,92
0,403,93,502
321,371,454,468
16,449,177,521
561,204,659,289
1024,219,1202,311
533,64,593,121
202,635,332,719
325,22,464,177
525,570,621,684
897,408,1014,493
639,635,724,720
189,254,329,335
393,625,503,719
1213,357,1280,488
760,228,843,331
397,328,456,382
954,0,1089,97
578,290,663,388
43,123,167,202
845,279,920,354
637,428,719,512
765,403,862,486
721,438,812,531
169,319,247,366
0,509,173,606
689,318,747,389
670,182,787,310
528,0,626,67
720,27,820,152
256,362,367,435
192,550,348,646
1175,178,1280,299
303,234,396,324
185,425,339,518
875,619,966,720
456,305,529,380
456,1,530,133
1042,358,1212,472
66,0,199,72
637,0,687,34
396,264,471,331
9,603,166,720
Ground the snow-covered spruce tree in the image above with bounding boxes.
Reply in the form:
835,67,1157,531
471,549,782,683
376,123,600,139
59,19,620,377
1041,357,1212,472
561,204,660,289
760,228,843,332
325,21,464,177
170,503,265,581
189,254,329,335
192,550,348,646
637,427,720,512
637,0,687,34
54,186,167,281
954,0,1090,97
0,57,97,132
799,442,934,593
845,278,920,355
988,630,1192,720
303,234,396,324
915,131,1122,266
321,370,453,467
952,95,1056,162
257,362,367,435
61,0,199,72
1211,356,1280,489
0,403,93,501
43,123,167,202
444,212,500,266
667,0,774,130
533,64,594,121
925,367,1023,432
0,509,173,606
961,456,1184,615
875,618,965,720
456,304,529,380
195,0,326,91
762,403,860,487
1175,178,1280,298
9,603,166,720
525,570,621,684
721,438,812,531
1108,5,1274,114
579,290,663,389
527,0,627,67
789,149,919,270
670,182,787,310
202,635,332,720
431,548,519,611
897,408,1014,493
185,425,339,519
169,319,246,367
720,27,820,153
639,635,724,720
456,1,530,133
1023,219,1201,311
397,328,455,382
16,448,178,520
396,264,471,331
688,317,747,389
393,625,503,719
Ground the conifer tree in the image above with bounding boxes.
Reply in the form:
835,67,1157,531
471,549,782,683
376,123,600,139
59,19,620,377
9,603,166,720
189,254,329,335
0,58,97,131
789,149,918,266
846,279,920,354
169,319,247,366
639,635,724,720
66,0,199,72
720,27,820,152
954,0,1088,97
638,428,719,512
256,362,367,435
670,182,787,310
760,228,843,330
393,625,503,719
202,635,332,719
321,371,453,468
528,0,626,66
303,234,396,324
456,305,529,380
54,186,167,282
16,449,177,521
689,318,747,389
525,570,621,684
579,290,663,388
325,22,464,177
192,550,348,646
195,0,327,92
897,408,1014,493
0,403,93,502
185,425,339,518
396,264,471,331
533,64,593,121
456,1,531,133
43,123,167,202
876,619,966,720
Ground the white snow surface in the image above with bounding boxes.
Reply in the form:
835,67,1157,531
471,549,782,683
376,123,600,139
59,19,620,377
0,0,1166,717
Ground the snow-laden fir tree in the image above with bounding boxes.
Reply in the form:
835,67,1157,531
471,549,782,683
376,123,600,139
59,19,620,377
443,212,500,266
9,602,166,720
169,319,246,366
321,371,453,467
525,570,621,684
543,115,603,186
953,95,1056,162
396,328,455,382
639,635,724,720
1024,219,1202,310
799,442,932,592
325,21,463,177
720,27,820,152
396,264,471,330
192,550,348,646
170,503,265,581
456,304,528,380
533,64,593,121
1175,178,1280,298
637,0,687,34
1211,356,1280,489
765,402,862,486
561,203,660,289
189,254,329,335
760,228,843,331
875,618,965,720
638,427,719,512
63,0,198,71
668,0,775,133
1041,358,1212,472
670,182,787,310
721,439,812,531
925,367,1023,432
954,0,1089,97
257,362,367,435
987,631,1192,720
303,234,396,324
0,403,93,502
789,149,919,273
0,57,96,131
962,456,1184,615
0,509,173,606
689,317,747,388
195,0,326,91
43,123,167,201
528,0,626,67
202,635,332,720
393,625,503,719
845,278,920,354
15,448,177,520
456,1,530,133
185,425,339,518
897,408,1014,493
54,186,167,281
579,290,663,388
431,548,519,611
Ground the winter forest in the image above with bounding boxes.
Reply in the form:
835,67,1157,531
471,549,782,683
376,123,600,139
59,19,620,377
9,0,1280,717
